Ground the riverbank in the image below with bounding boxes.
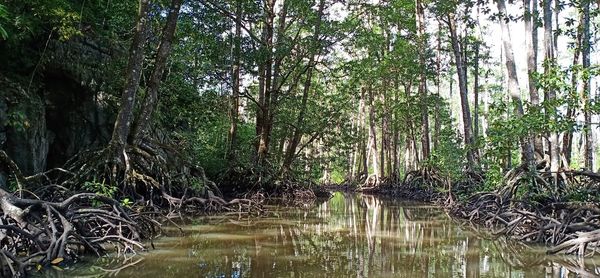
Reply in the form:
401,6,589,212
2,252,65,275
3,153,600,277
0,150,328,277
327,175,600,259
46,192,600,277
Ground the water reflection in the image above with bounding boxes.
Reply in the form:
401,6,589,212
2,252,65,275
64,193,600,277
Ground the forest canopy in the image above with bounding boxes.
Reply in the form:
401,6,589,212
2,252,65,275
1,0,599,184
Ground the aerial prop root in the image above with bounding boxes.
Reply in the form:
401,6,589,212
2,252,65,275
448,163,600,256
0,186,157,277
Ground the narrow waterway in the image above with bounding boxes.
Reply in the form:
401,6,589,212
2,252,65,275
61,192,600,277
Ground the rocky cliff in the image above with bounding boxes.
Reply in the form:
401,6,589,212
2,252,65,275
0,37,117,178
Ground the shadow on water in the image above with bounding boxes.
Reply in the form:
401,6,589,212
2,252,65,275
48,192,600,277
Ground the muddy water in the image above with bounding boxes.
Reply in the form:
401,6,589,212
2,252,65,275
65,192,600,277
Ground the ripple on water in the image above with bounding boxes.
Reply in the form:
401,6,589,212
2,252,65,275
191,232,256,241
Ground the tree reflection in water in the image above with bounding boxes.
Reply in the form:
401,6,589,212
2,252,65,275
63,192,600,277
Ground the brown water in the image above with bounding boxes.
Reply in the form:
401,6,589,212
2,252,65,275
57,192,600,277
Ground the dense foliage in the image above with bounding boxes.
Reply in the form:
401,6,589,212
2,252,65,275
0,0,599,193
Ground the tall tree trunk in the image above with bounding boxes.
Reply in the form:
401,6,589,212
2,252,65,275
280,0,324,174
481,71,490,137
392,82,400,180
416,0,430,160
265,0,288,160
108,0,150,157
381,32,391,178
524,0,540,104
130,0,183,145
255,0,275,164
564,12,583,166
380,87,391,179
385,118,392,178
543,0,561,181
380,115,386,178
473,40,480,146
473,7,484,148
582,0,593,170
447,14,476,167
367,87,379,181
350,110,359,179
496,0,535,165
227,0,242,165
525,0,544,157
433,23,442,151
554,0,560,54
360,89,368,178
254,36,267,161
383,90,392,178
404,137,413,173
392,123,399,180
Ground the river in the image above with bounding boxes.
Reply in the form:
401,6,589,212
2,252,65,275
55,192,600,277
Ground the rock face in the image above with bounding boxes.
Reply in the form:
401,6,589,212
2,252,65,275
0,37,115,176
43,71,113,169
1,76,49,175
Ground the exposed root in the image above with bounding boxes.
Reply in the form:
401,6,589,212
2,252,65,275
57,140,249,209
0,187,158,277
264,179,321,207
361,174,380,189
449,163,600,257
402,167,447,189
0,142,263,276
219,166,324,207
356,167,448,202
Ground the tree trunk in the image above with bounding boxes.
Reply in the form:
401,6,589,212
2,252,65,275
386,122,392,178
392,82,400,180
447,13,476,167
554,0,560,54
380,114,386,178
130,0,183,145
564,12,583,166
543,0,561,181
496,0,535,166
108,0,150,157
227,0,242,166
350,110,359,179
524,0,540,105
473,6,483,148
392,122,399,180
416,0,430,160
280,0,324,174
582,0,593,170
473,40,480,146
525,0,544,158
265,0,288,162
367,87,379,181
255,0,275,164
383,95,392,178
360,89,368,178
433,23,442,151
